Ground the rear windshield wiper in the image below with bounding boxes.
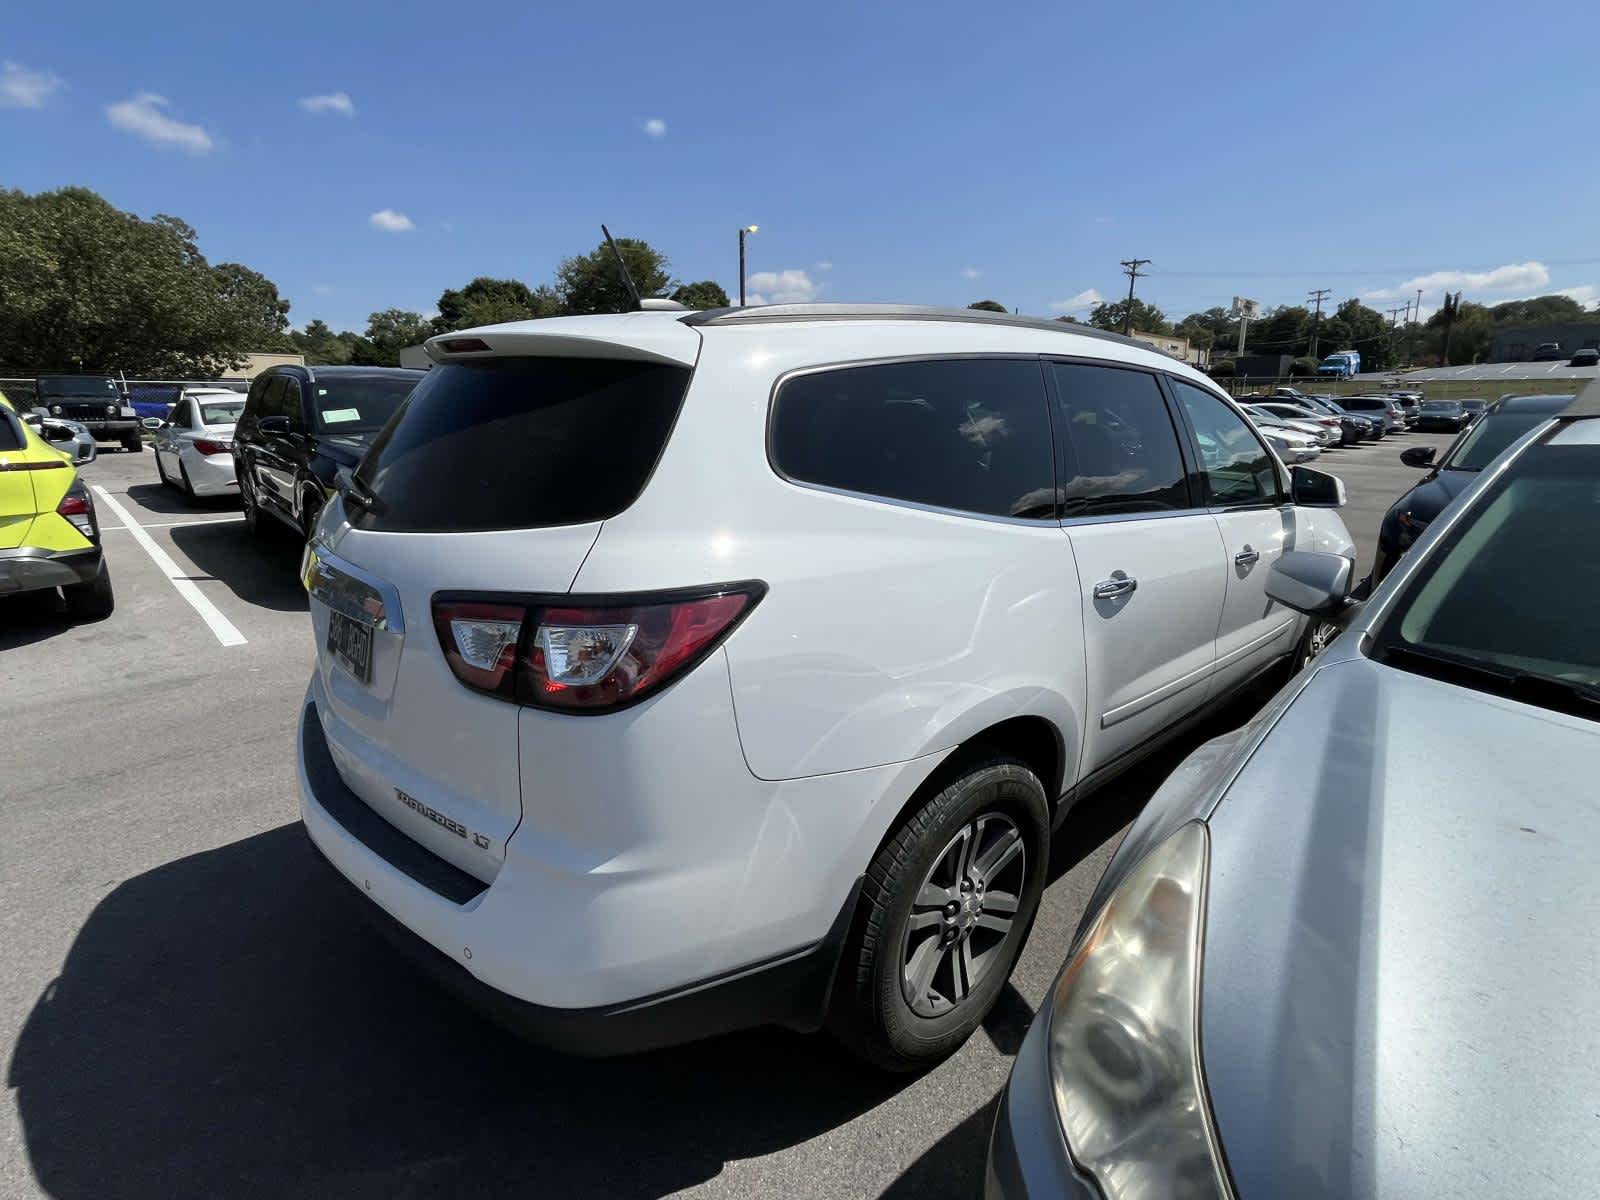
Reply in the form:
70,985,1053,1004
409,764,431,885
1380,643,1600,721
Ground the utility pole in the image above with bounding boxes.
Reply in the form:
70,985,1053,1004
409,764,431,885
1119,258,1151,334
1386,305,1407,368
1408,288,1424,366
1307,288,1331,361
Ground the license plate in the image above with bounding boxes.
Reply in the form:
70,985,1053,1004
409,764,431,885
327,610,373,683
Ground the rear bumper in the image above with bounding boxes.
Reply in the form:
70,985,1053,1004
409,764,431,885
0,546,101,595
180,449,239,495
296,670,907,1053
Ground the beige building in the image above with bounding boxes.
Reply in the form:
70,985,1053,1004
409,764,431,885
1126,330,1207,367
230,351,306,379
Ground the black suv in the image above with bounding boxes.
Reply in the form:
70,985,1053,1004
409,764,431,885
35,376,142,452
233,365,423,541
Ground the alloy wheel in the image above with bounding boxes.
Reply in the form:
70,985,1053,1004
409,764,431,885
901,812,1026,1018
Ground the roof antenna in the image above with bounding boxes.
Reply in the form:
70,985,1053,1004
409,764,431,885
601,224,643,312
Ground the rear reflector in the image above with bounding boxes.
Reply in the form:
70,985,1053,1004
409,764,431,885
432,583,765,713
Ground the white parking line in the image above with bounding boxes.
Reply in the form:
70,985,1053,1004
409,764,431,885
102,515,246,531
91,486,248,647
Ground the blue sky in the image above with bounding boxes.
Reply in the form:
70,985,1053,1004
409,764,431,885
4,0,1597,334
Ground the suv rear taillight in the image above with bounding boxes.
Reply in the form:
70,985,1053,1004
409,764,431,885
57,480,99,540
432,583,765,713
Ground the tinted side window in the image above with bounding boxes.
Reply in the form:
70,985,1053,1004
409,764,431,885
1048,363,1188,516
169,400,192,428
281,379,306,427
243,376,269,423
1170,380,1280,507
255,378,286,422
772,359,1055,519
0,412,23,452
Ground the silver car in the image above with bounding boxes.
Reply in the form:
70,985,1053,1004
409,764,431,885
987,381,1600,1199
18,410,96,464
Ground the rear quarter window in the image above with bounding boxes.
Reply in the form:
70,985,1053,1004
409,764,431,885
770,358,1057,519
352,357,690,532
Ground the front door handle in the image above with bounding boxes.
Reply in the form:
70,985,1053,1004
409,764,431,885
1235,545,1260,569
1093,572,1138,600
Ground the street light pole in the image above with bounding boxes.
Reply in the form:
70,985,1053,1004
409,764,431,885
738,225,758,306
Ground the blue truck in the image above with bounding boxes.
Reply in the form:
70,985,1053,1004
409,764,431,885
1316,351,1361,379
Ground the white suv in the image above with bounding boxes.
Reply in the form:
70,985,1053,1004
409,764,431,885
297,303,1354,1068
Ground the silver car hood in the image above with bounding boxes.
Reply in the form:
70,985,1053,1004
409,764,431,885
1201,654,1600,1199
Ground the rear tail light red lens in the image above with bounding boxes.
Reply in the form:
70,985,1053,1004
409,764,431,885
56,482,97,539
193,438,230,455
431,584,764,713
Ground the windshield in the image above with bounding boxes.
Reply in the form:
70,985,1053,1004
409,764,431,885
1372,439,1600,713
1443,410,1551,471
310,376,418,433
199,400,244,425
38,377,118,398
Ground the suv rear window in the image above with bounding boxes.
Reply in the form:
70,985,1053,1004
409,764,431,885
351,357,690,532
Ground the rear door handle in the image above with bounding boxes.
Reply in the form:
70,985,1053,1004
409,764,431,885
1235,546,1260,568
1092,573,1138,600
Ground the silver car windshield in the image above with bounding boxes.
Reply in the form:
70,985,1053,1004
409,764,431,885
1371,440,1600,713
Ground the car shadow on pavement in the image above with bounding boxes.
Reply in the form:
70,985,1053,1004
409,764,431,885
8,824,913,1200
122,481,241,518
169,522,309,613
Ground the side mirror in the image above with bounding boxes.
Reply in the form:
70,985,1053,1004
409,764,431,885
1266,550,1355,619
1290,465,1345,507
257,415,291,435
141,417,163,431
1400,446,1436,468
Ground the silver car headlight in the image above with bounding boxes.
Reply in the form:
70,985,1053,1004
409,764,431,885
1047,821,1230,1199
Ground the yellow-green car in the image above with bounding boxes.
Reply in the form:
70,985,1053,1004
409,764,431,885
0,391,115,618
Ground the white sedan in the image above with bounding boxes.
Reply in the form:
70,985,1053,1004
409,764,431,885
154,389,245,499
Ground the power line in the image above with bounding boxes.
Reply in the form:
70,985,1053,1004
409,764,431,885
1118,258,1151,335
1147,255,1600,281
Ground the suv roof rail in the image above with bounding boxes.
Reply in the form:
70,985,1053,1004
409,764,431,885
679,303,1161,352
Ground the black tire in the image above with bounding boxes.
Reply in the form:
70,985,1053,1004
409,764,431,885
180,462,197,500
241,474,267,538
62,561,115,621
830,755,1049,1071
124,435,143,453
156,453,172,488
300,487,324,542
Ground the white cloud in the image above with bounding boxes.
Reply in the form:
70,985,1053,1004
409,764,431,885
368,209,415,233
1556,284,1600,310
745,268,821,305
299,91,354,117
105,92,215,154
1050,288,1104,312
1366,260,1549,302
642,117,667,138
814,260,833,271
962,267,981,280
1,61,63,108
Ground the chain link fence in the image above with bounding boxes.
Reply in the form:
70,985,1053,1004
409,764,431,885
1,376,248,418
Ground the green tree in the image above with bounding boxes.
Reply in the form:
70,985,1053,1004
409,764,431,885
1487,294,1596,325
432,276,562,334
364,308,431,365
291,319,351,365
1089,298,1169,334
1177,307,1239,352
1322,299,1393,371
0,186,295,376
1421,300,1495,366
556,237,672,316
671,280,730,310
967,299,1008,313
1252,305,1310,356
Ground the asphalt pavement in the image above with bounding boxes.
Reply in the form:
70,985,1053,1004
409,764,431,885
0,430,1456,1200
